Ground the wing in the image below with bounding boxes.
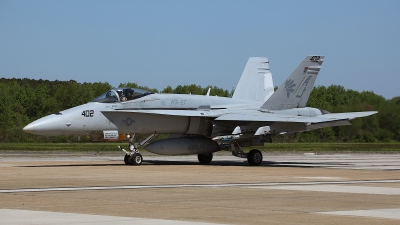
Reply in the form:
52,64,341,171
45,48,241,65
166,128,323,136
101,109,227,135
213,111,377,135
102,108,377,136
215,111,378,123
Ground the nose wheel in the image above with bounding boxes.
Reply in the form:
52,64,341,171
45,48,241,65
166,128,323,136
119,133,158,166
124,153,143,165
124,154,129,165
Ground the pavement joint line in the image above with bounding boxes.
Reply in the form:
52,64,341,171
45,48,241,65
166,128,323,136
2,179,400,193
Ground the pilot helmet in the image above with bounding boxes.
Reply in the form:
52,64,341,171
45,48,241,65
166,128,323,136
117,89,123,96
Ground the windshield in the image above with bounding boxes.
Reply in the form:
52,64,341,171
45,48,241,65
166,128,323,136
91,87,154,103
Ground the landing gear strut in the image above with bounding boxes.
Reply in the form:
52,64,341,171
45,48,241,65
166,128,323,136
119,133,158,166
230,142,263,166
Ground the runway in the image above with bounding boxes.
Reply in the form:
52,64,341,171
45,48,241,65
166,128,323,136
1,153,400,224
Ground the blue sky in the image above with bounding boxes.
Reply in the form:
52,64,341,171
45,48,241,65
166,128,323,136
1,0,399,99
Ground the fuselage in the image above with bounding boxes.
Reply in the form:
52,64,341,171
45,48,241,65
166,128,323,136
23,87,328,139
23,91,260,138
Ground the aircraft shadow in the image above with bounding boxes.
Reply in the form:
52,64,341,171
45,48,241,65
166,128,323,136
18,160,348,168
263,161,350,168
20,163,125,168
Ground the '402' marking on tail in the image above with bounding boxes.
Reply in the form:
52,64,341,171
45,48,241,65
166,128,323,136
310,56,320,62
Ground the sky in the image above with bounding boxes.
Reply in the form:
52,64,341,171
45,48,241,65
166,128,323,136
1,0,399,99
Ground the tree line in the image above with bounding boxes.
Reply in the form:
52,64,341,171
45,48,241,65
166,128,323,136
0,78,398,143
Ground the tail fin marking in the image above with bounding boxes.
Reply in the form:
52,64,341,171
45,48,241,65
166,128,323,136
260,56,324,111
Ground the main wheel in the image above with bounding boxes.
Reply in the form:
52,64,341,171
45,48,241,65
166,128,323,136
197,153,213,164
129,153,143,165
124,154,130,165
247,149,263,166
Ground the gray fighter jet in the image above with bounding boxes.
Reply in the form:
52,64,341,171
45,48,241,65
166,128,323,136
23,56,377,166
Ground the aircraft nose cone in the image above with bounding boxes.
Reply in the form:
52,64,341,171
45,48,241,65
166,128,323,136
22,124,35,132
23,114,66,136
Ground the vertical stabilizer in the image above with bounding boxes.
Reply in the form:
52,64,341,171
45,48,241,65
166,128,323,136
232,57,274,103
260,56,324,110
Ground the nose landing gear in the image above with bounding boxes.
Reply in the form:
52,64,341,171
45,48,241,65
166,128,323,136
119,133,158,166
123,153,143,165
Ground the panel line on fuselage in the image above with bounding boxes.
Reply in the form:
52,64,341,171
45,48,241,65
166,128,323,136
117,108,228,111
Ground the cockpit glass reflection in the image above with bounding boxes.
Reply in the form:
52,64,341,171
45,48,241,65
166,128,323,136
91,88,154,103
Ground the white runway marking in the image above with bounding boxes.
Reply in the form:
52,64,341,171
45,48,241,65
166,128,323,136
0,209,226,225
297,176,344,180
1,180,400,193
252,185,400,195
317,208,400,220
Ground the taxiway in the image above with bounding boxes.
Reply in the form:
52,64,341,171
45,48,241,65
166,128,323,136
1,152,400,224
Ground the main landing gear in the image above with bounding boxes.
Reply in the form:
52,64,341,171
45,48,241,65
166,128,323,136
197,153,213,164
229,142,263,166
119,133,158,166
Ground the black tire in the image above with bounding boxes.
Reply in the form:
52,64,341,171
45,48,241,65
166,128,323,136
129,153,143,165
124,154,130,165
247,149,263,166
197,153,213,164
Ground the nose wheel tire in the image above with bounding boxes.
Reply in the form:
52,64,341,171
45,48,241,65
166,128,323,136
127,153,143,165
247,149,263,166
124,154,130,165
198,153,213,164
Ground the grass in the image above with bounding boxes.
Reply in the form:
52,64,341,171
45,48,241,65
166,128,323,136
1,142,400,153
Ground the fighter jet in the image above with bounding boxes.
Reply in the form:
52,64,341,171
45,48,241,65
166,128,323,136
22,57,273,161
23,56,377,166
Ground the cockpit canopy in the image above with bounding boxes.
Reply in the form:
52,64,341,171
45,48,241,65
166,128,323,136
91,87,154,103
